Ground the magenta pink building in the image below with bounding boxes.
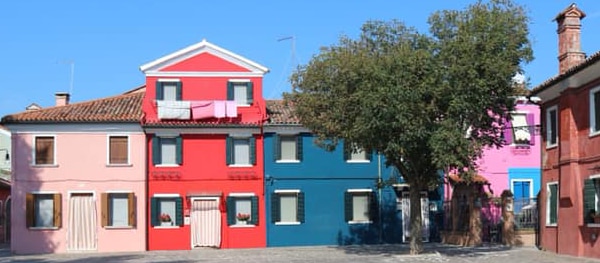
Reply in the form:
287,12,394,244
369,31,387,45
2,89,147,254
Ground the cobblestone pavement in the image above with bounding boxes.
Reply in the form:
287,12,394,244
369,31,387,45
0,244,599,263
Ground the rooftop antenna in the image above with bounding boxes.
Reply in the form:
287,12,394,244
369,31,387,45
58,60,75,95
273,36,297,98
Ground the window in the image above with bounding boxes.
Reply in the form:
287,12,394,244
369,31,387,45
590,86,600,135
108,136,129,165
101,193,135,227
227,81,253,106
271,190,304,224
274,134,303,162
344,142,371,162
503,113,535,146
344,190,376,223
226,195,258,226
155,80,181,101
151,196,183,227
584,177,600,224
226,136,256,166
152,136,182,166
34,136,55,165
546,106,558,147
547,182,558,226
26,193,61,228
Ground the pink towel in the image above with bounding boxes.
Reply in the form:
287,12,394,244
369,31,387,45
191,100,215,120
214,100,226,118
226,101,238,117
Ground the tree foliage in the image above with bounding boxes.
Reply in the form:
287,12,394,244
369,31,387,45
285,0,532,254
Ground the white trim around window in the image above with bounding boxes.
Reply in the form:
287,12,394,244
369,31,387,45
347,189,373,193
510,179,534,199
106,134,131,166
153,193,180,198
228,192,256,197
68,191,96,199
590,86,600,137
32,135,57,167
546,105,558,149
546,181,558,227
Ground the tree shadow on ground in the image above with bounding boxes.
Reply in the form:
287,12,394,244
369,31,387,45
336,243,514,258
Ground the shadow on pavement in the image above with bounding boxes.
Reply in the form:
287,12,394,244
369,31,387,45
337,243,515,257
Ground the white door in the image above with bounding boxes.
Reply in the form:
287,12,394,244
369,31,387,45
401,191,430,242
67,194,97,251
191,199,221,248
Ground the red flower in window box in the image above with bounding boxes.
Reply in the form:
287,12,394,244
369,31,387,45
160,213,172,222
236,213,250,221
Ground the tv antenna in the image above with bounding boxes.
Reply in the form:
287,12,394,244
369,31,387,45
273,36,298,98
58,60,75,95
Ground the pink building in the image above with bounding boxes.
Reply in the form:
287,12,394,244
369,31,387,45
1,89,147,254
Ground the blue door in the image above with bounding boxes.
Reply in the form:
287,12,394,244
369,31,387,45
513,181,530,213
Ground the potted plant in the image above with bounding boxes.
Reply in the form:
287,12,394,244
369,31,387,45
236,213,250,224
160,213,172,226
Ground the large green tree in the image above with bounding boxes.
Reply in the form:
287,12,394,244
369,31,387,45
286,0,532,254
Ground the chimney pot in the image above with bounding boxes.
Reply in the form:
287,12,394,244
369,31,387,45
555,3,586,74
55,92,70,107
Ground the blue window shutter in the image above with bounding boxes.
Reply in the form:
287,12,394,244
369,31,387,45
344,192,353,222
176,136,183,165
152,136,161,165
273,134,281,161
246,82,254,104
250,137,256,165
366,149,373,161
150,197,159,227
227,82,234,101
584,179,596,223
175,82,182,101
175,197,184,226
250,196,258,225
343,142,350,161
369,192,378,222
296,135,303,161
226,196,235,225
155,81,163,100
226,136,233,165
503,118,513,145
526,113,535,145
298,192,305,223
271,193,280,223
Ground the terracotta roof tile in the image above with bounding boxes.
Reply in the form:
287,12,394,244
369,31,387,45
531,50,600,95
265,100,300,125
1,89,144,124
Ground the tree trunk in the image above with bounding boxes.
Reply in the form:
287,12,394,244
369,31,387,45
409,182,423,255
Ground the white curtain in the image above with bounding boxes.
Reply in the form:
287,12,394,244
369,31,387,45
68,195,97,251
191,199,221,248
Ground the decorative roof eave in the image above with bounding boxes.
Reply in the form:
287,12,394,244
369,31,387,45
139,39,269,74
142,121,261,128
263,124,310,134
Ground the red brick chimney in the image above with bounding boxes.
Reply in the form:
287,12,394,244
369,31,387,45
555,3,586,74
55,92,70,107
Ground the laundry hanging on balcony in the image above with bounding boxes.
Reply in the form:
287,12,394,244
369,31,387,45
157,100,191,120
191,100,237,120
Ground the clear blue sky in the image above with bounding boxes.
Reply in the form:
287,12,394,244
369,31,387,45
2,1,600,118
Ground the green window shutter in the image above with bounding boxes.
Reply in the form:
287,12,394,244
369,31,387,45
226,136,233,165
155,81,163,100
273,134,281,161
296,135,303,161
176,136,183,165
343,142,350,161
344,192,353,222
152,136,161,165
366,149,373,162
271,192,280,223
150,197,159,227
369,192,378,222
246,82,254,105
227,82,234,101
226,196,235,225
298,192,305,223
250,137,256,165
549,184,558,224
584,179,596,223
250,196,258,225
175,82,182,101
175,197,184,226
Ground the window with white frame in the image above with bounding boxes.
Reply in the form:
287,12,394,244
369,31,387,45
590,86,600,135
34,136,55,165
26,193,61,228
546,106,558,147
547,182,558,225
226,194,258,225
584,176,600,224
344,142,370,162
156,81,181,101
108,136,129,165
226,136,256,166
271,190,305,224
274,134,302,162
102,193,135,227
227,81,253,106
151,196,182,227
344,190,375,223
152,136,182,166
511,113,533,145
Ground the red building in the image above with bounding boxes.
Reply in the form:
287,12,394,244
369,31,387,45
140,40,269,250
532,4,600,258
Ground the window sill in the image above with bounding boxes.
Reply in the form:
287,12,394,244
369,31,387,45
587,223,600,228
31,164,58,168
546,224,557,227
155,164,180,168
546,144,558,150
154,225,179,229
230,224,256,228
228,164,253,168
106,164,133,167
275,222,301,225
348,220,372,224
276,160,300,163
346,160,370,164
28,227,59,231
105,226,135,229
590,131,600,138
237,104,251,107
